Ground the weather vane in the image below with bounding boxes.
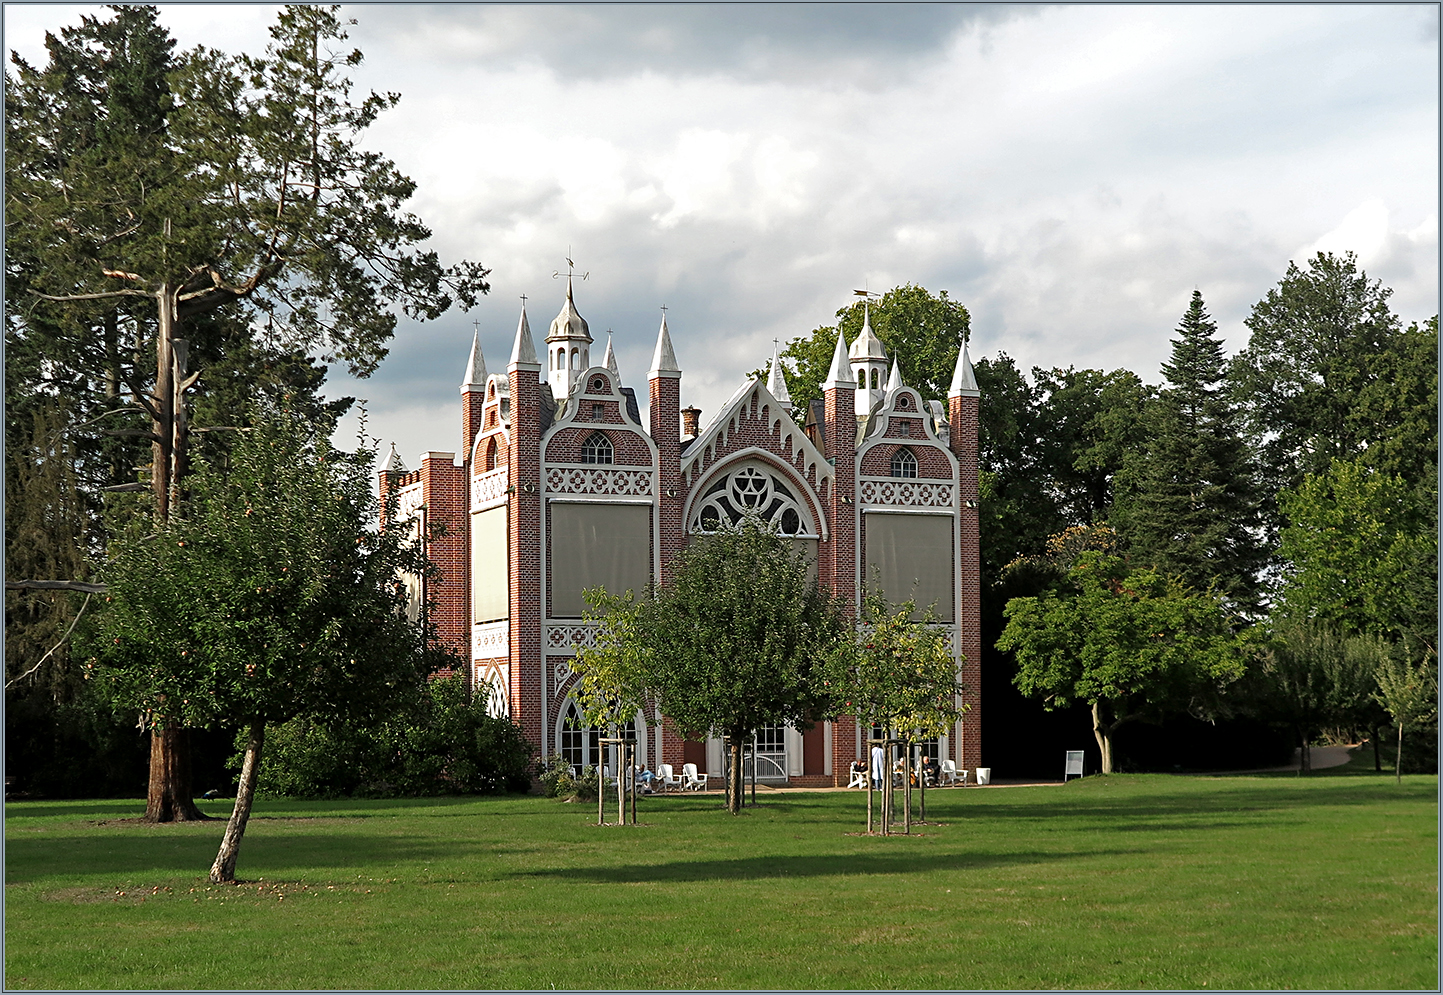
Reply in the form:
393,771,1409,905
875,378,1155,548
553,249,589,282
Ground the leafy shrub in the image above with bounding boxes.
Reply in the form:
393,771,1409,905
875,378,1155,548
238,674,535,798
536,755,600,800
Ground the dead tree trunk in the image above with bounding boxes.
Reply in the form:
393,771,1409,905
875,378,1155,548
210,719,264,884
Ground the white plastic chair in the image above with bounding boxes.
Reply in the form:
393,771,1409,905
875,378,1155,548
846,767,867,789
681,762,709,791
939,759,959,786
657,763,682,792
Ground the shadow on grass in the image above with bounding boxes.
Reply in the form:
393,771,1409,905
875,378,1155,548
513,845,1141,884
3,832,455,884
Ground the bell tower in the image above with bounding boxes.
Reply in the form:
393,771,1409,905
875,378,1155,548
545,274,592,400
848,302,888,416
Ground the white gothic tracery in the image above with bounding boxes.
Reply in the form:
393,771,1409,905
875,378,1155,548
690,463,815,536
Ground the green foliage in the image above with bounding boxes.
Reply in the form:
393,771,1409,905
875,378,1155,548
1245,621,1388,768
832,592,966,741
1373,649,1438,779
1230,252,1435,529
536,756,599,801
88,407,448,731
778,284,970,409
1276,459,1436,646
1111,292,1265,606
7,4,488,377
997,544,1244,772
576,517,851,811
242,674,534,798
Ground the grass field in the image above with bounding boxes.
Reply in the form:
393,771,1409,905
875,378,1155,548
5,759,1436,990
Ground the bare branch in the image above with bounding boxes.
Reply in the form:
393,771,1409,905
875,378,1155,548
5,594,93,689
29,288,153,303
6,580,107,594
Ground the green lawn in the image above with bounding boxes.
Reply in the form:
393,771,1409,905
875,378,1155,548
5,767,1436,990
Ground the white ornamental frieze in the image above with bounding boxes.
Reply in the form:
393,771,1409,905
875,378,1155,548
858,479,955,509
472,467,509,511
545,622,599,656
473,621,509,659
545,465,652,497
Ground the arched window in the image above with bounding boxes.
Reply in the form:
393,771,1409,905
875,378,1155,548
571,348,580,370
581,431,613,464
891,447,918,478
857,369,866,387
559,699,636,772
482,437,497,472
691,462,813,536
870,369,879,389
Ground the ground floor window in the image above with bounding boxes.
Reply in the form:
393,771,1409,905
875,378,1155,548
558,699,637,772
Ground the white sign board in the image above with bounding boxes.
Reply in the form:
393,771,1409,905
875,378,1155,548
1064,751,1084,779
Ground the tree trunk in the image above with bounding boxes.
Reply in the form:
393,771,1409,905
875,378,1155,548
1372,726,1381,772
727,737,743,814
1396,723,1404,785
143,722,207,822
1299,728,1312,775
1091,701,1115,775
209,719,264,884
142,285,203,821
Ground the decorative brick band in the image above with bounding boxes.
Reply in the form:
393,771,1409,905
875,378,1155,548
544,621,599,656
858,478,955,508
472,467,509,511
473,620,509,659
545,465,653,497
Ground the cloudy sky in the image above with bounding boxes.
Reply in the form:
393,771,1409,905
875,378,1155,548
6,4,1438,465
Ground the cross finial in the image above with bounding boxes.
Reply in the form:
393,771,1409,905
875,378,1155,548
553,250,588,282
660,304,668,313
519,293,528,306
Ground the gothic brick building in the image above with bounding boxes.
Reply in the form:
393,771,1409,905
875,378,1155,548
382,280,982,786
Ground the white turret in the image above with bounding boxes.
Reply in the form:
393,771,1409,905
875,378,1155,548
949,341,980,398
848,302,888,415
461,328,487,393
545,276,592,397
648,309,681,378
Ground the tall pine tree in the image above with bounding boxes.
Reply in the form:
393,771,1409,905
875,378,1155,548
1112,291,1264,607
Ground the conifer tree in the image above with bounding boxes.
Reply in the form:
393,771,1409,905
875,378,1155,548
1112,291,1264,606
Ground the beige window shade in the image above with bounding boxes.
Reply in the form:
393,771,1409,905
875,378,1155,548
472,507,509,622
865,513,954,621
550,503,652,617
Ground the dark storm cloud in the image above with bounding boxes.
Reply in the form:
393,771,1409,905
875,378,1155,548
349,3,1034,83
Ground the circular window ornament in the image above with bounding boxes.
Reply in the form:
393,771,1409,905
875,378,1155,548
691,462,813,536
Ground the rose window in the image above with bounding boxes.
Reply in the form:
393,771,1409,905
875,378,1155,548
691,464,811,535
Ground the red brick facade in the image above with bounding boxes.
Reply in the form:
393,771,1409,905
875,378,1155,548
384,292,985,785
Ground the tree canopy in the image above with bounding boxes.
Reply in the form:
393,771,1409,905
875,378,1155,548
89,407,452,880
997,543,1244,773
574,518,851,813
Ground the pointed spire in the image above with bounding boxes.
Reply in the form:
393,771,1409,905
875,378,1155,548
603,331,620,380
461,329,487,391
385,443,407,473
649,309,681,377
886,358,903,391
509,301,538,367
949,341,980,397
823,323,853,390
767,340,792,410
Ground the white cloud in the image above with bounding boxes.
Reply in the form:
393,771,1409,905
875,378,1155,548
5,3,1436,465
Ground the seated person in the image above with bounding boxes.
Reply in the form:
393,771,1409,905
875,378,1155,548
921,755,941,785
849,758,867,786
638,765,656,794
